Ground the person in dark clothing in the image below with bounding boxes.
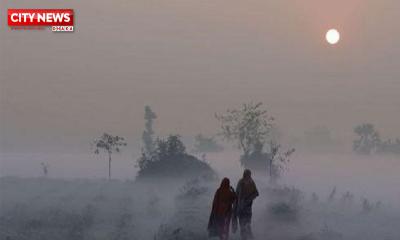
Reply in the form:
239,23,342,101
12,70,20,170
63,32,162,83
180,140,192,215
233,169,259,240
208,178,237,240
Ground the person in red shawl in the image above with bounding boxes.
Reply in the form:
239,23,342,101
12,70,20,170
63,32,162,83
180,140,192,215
208,178,237,240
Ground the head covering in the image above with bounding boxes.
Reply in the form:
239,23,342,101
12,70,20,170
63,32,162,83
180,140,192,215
220,177,230,189
208,178,236,238
237,169,258,205
243,169,252,179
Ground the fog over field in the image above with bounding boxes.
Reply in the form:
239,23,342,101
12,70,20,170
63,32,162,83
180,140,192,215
2,151,400,206
1,0,400,239
1,148,400,239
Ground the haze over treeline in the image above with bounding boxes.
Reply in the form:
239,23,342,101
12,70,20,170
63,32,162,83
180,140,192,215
1,0,399,155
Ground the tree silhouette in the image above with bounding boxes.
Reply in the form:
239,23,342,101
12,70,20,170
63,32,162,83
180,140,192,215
267,141,295,182
142,106,157,155
193,134,223,154
93,133,127,179
353,123,381,155
137,135,215,180
215,102,274,157
216,102,294,178
216,102,275,170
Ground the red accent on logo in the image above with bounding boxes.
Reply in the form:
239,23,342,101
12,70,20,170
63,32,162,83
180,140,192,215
8,9,74,26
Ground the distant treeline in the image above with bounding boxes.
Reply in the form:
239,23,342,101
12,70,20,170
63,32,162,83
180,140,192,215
353,123,400,155
92,103,296,181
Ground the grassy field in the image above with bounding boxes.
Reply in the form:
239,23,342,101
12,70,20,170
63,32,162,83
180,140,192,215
1,176,399,240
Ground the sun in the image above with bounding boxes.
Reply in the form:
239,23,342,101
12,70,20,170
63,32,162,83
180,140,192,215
326,29,340,45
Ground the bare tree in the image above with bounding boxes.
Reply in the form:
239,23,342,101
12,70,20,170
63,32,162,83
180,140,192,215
93,133,127,179
268,141,295,182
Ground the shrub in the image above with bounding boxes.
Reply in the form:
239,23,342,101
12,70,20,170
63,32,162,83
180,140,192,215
269,202,298,222
136,135,216,181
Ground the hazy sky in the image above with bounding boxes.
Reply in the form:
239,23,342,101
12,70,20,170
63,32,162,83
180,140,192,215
1,0,399,152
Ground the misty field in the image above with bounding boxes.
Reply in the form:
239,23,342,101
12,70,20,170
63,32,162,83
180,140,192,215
1,168,399,240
